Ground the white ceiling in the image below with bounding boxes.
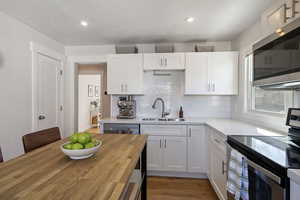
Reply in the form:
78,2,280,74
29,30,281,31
0,0,273,45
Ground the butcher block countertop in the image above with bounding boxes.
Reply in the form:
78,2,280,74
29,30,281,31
0,134,147,200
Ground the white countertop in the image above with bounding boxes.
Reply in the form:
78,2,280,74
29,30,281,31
289,169,300,184
100,117,283,136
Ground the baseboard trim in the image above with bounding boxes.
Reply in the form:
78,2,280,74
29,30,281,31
147,170,208,179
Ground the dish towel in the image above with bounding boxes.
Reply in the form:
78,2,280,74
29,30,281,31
227,149,249,200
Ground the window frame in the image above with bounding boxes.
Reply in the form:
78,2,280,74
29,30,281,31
245,54,294,117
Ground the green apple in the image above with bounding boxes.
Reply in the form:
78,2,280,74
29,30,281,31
70,133,79,143
63,143,72,150
71,143,84,150
77,133,89,145
85,142,95,149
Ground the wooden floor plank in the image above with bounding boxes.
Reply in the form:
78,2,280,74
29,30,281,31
148,177,218,200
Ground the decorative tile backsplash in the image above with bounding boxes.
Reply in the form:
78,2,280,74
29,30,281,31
112,71,232,118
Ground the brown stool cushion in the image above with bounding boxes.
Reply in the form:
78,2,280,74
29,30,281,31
22,127,61,153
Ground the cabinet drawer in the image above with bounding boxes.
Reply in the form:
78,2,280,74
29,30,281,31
210,129,226,152
141,125,187,137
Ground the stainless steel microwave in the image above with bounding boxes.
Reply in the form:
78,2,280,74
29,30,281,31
253,17,300,89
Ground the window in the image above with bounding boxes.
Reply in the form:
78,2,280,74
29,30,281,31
245,54,293,115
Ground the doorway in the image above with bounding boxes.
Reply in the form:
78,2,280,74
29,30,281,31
74,63,111,132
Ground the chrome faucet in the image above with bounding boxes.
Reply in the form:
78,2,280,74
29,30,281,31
152,98,170,118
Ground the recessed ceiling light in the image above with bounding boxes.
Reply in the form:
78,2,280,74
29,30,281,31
80,20,88,27
185,17,195,23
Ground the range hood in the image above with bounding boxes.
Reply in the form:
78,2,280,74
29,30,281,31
253,16,300,90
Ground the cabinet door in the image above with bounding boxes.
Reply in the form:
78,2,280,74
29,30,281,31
143,53,185,70
211,146,227,200
124,54,143,94
143,54,163,70
163,136,187,172
187,126,207,173
209,130,227,200
209,52,238,95
185,53,210,95
107,54,126,94
285,0,300,23
147,136,164,170
163,53,185,70
107,54,143,95
261,2,286,37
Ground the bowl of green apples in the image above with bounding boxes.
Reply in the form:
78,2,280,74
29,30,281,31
61,132,102,160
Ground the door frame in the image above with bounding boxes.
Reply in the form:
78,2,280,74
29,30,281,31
30,42,65,134
66,56,109,135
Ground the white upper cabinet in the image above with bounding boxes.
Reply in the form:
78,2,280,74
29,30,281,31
185,53,210,95
209,52,239,95
261,0,300,38
143,53,185,70
285,0,300,23
107,54,143,95
185,52,238,95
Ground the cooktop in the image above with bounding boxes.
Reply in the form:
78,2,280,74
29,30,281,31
228,135,300,169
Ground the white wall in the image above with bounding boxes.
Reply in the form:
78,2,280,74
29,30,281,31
0,12,64,160
78,75,101,132
231,19,290,132
111,71,232,118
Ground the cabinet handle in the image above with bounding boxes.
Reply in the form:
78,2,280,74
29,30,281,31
222,161,226,174
208,83,211,92
212,83,215,92
165,58,167,66
189,128,192,137
160,58,163,66
160,139,162,148
164,139,167,148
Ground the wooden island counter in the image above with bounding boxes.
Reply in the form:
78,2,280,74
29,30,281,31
0,134,147,200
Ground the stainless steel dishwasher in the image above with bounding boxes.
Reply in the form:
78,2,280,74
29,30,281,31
103,123,140,134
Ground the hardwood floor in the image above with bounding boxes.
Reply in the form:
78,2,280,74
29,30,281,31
148,177,218,200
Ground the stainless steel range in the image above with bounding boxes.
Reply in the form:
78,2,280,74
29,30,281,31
117,96,136,119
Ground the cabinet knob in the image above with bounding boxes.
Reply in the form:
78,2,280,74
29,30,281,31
38,115,46,120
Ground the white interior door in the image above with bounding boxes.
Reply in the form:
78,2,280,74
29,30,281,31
36,54,62,131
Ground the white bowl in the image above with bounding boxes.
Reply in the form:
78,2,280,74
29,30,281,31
60,141,102,160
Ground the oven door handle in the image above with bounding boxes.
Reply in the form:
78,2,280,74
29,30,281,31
247,159,281,185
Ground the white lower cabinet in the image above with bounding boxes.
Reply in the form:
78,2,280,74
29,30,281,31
143,124,228,199
163,136,187,172
187,126,207,173
146,135,187,172
142,125,187,172
147,136,164,170
208,127,228,200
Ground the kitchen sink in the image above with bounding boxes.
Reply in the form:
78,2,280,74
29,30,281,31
142,118,185,122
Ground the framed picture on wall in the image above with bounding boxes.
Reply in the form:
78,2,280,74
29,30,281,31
95,86,100,97
88,85,93,97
